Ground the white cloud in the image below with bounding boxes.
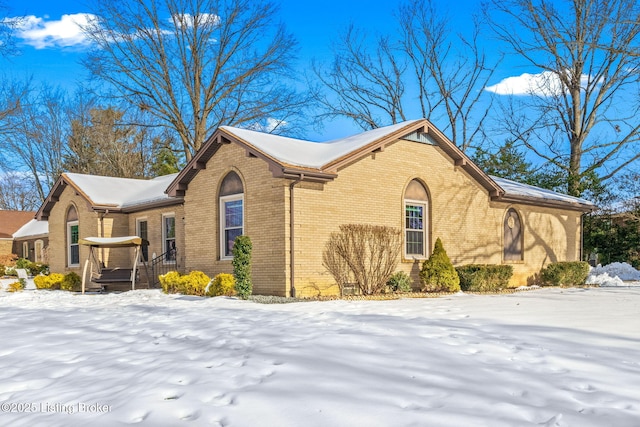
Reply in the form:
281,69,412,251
11,13,96,49
485,70,590,97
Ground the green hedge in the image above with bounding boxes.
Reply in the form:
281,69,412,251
456,264,513,292
540,261,590,287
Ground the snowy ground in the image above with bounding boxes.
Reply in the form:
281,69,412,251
0,285,639,427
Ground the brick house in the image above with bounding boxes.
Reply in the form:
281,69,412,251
0,210,37,260
37,119,594,296
12,219,49,263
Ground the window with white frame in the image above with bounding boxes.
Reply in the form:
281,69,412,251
219,171,244,259
404,179,429,258
67,221,80,266
162,214,176,263
22,242,29,259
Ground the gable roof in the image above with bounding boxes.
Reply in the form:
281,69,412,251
0,210,35,239
37,173,182,220
166,119,594,211
166,119,505,199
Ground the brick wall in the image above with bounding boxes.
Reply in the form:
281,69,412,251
290,139,582,296
183,143,288,296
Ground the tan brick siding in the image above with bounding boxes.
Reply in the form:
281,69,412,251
183,143,288,296
290,139,582,296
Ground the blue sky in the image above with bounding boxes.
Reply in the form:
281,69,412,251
1,0,538,140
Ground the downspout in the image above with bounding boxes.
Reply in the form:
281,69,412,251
289,174,304,298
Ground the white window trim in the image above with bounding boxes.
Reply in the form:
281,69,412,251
220,194,244,260
404,199,428,259
22,242,29,259
162,214,176,265
67,220,80,267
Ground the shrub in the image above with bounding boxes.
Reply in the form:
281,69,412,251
181,271,211,296
386,271,413,293
233,235,253,299
34,273,65,290
456,264,514,292
7,281,24,292
322,224,402,295
420,238,460,292
60,272,82,292
206,273,236,297
540,261,590,287
159,271,182,294
160,271,210,296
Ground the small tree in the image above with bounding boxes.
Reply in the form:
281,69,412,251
420,238,460,292
323,224,401,295
232,235,252,299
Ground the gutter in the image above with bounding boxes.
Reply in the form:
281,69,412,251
289,174,304,298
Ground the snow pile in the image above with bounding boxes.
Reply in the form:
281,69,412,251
587,262,640,287
0,288,639,427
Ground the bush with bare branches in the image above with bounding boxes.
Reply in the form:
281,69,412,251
323,224,401,295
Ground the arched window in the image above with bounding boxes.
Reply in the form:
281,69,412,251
219,171,244,259
404,179,429,258
67,205,80,267
504,208,523,261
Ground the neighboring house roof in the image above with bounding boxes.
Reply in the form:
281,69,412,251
13,219,49,239
0,210,35,239
166,118,594,212
37,173,181,220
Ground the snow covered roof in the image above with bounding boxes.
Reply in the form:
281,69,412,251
13,219,48,239
64,173,179,209
219,120,423,169
492,176,594,211
37,173,181,220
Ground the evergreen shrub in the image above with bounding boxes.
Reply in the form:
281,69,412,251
420,238,460,292
232,236,252,299
540,261,590,287
386,271,412,293
206,273,236,297
61,272,82,292
456,264,513,292
34,273,65,290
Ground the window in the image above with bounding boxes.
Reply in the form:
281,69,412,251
504,208,523,261
219,171,244,259
34,240,44,263
163,215,176,263
22,242,29,259
68,221,80,266
137,219,148,262
404,179,429,258
66,205,79,267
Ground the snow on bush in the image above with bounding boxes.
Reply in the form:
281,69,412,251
586,262,640,287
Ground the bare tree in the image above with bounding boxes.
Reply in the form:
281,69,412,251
312,26,407,131
0,83,68,201
0,171,40,211
399,0,497,151
0,0,20,57
312,0,497,151
485,0,640,196
82,0,306,160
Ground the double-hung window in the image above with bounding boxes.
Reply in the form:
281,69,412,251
404,179,429,258
219,171,244,259
68,221,80,266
